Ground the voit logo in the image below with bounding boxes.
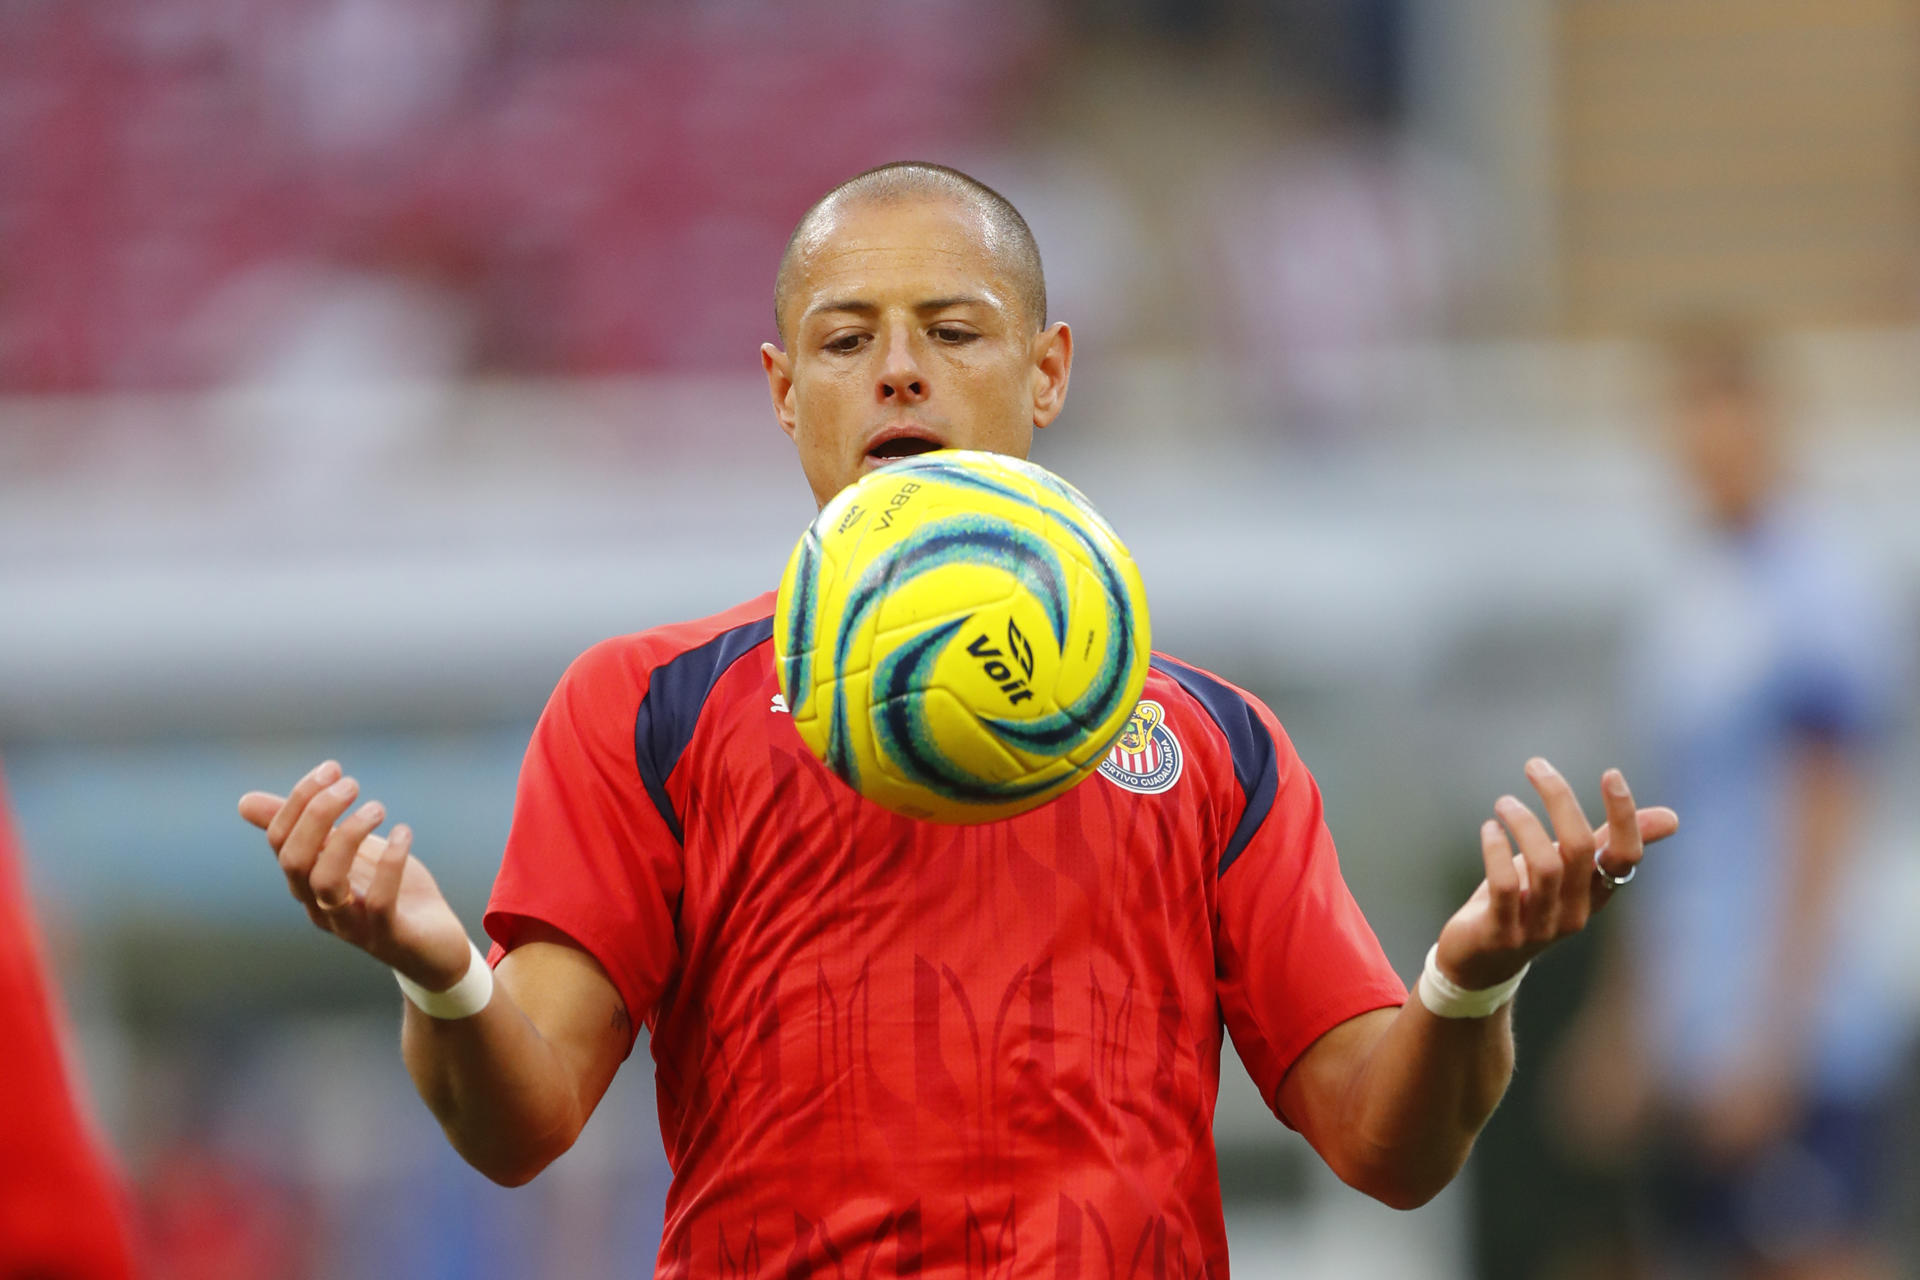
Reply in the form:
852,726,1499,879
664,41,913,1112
1098,700,1182,795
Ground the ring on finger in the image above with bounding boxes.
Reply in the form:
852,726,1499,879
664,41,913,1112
316,890,354,910
1593,847,1636,889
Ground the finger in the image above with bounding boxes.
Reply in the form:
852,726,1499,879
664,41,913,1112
362,824,411,920
263,761,339,848
1524,758,1597,868
310,799,385,910
1525,758,1596,931
238,792,284,830
1479,819,1523,938
1637,805,1679,845
1496,793,1562,938
346,832,389,899
1595,769,1642,882
278,775,359,903
265,760,342,851
1598,807,1680,854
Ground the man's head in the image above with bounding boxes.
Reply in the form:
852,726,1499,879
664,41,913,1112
762,162,1072,507
1662,316,1781,533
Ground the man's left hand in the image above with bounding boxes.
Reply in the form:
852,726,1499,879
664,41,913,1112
1436,760,1677,990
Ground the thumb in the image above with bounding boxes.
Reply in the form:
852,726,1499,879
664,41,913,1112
1592,805,1679,851
1635,805,1679,845
237,791,284,830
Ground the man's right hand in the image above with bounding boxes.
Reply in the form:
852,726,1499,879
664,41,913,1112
238,761,631,1186
239,760,471,991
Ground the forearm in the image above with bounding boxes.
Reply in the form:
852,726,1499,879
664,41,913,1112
238,768,622,1186
1763,741,1857,1053
400,987,586,1186
1283,761,1671,1208
1330,998,1514,1209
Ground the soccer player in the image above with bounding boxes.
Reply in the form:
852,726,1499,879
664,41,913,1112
239,163,1677,1276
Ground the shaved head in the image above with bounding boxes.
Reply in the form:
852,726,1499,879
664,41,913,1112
774,162,1046,345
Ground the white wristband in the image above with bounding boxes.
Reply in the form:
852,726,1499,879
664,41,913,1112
1416,944,1528,1019
395,939,494,1020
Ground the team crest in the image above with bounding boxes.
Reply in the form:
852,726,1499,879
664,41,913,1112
1098,700,1182,795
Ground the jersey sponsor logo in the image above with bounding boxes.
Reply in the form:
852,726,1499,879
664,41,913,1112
770,693,789,714
1098,699,1182,794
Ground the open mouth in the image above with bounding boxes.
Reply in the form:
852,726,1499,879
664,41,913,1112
865,435,943,464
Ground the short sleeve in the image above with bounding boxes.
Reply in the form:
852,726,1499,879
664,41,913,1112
1779,551,1909,745
484,638,684,1044
1200,690,1406,1122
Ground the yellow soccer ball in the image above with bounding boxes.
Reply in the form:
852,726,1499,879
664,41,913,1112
774,450,1151,824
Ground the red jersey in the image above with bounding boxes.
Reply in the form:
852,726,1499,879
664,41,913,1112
485,593,1405,1278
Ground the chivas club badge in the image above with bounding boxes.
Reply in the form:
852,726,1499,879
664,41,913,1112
1098,700,1182,794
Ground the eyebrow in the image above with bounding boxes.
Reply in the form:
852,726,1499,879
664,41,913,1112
804,295,993,323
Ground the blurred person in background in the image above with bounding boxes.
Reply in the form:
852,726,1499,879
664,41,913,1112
0,765,138,1279
1556,319,1913,1280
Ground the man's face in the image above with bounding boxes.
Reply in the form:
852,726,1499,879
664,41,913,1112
762,196,1072,507
1674,383,1776,532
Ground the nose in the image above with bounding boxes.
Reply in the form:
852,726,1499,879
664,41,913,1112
876,323,928,405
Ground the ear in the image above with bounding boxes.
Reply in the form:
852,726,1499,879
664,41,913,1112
1029,322,1073,431
762,342,798,441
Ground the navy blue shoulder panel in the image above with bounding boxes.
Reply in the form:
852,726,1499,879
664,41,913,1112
632,616,775,845
1150,655,1279,877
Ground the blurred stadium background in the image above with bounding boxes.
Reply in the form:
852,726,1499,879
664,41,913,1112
4,1,1919,1275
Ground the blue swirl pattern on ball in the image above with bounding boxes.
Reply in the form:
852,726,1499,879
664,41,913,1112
822,515,1069,788
879,459,1139,758
781,527,823,716
870,613,1081,804
797,454,1138,802
774,450,1147,819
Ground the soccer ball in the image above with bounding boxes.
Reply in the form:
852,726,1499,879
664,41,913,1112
774,449,1151,824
